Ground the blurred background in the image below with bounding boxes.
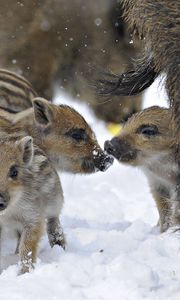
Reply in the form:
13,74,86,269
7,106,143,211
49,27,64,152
0,0,144,124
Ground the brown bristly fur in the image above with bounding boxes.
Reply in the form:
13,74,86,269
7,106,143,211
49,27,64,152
98,0,179,124
0,69,37,112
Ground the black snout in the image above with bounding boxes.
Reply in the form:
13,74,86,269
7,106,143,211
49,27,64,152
104,138,120,156
0,193,7,211
94,152,114,172
98,155,114,172
104,138,137,162
82,151,114,173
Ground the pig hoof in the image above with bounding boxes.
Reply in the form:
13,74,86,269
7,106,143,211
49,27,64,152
49,233,66,250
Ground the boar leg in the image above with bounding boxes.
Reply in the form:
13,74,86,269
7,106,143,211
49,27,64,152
19,220,44,274
152,188,171,233
47,217,66,250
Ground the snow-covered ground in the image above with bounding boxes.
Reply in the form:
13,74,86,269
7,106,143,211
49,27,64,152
1,78,180,300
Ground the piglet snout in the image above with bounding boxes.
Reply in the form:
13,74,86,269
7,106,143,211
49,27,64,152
99,154,114,171
94,150,114,172
104,138,119,155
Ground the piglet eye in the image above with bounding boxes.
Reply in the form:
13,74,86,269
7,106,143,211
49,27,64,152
67,128,87,142
9,166,18,179
137,124,159,136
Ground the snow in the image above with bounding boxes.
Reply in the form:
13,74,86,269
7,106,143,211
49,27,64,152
1,77,180,300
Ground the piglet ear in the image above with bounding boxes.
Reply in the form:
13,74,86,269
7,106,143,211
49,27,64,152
33,97,53,126
18,136,34,166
